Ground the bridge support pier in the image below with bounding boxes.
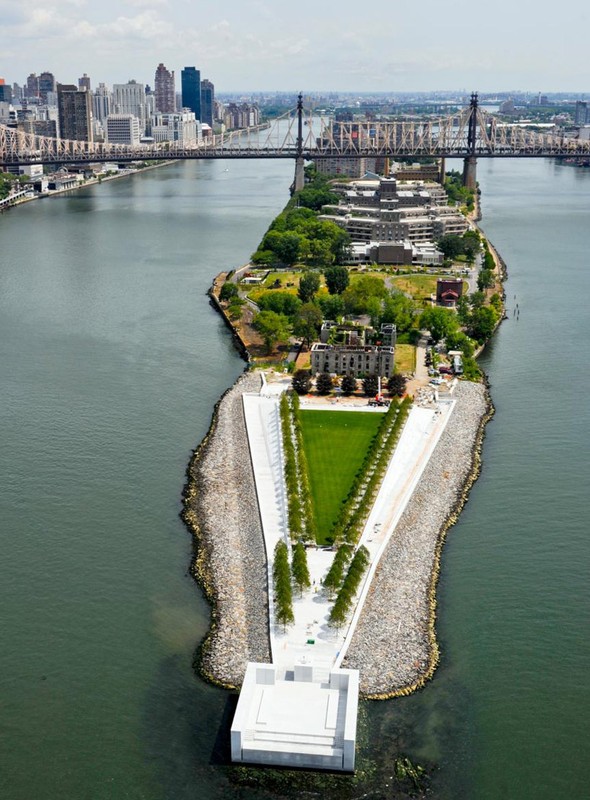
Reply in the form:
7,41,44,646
463,156,477,190
439,157,446,186
294,157,305,193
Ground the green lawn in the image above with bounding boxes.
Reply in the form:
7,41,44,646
299,410,382,544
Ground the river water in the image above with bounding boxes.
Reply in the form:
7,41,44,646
0,158,588,799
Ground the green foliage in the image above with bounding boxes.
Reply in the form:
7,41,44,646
437,234,465,260
324,265,350,295
292,369,312,395
253,310,291,353
444,170,475,211
297,186,340,211
256,290,302,319
219,281,239,302
322,544,353,596
328,545,370,627
362,373,379,397
298,271,321,303
293,302,323,346
419,306,459,343
445,330,475,358
468,305,499,343
477,269,495,291
387,373,407,397
340,373,357,396
261,230,305,266
342,275,388,315
291,542,311,595
273,541,294,628
380,291,417,333
315,372,333,395
318,293,345,321
327,397,413,547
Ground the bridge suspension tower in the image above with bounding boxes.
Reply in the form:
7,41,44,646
463,92,479,189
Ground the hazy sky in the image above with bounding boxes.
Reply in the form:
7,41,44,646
1,0,588,93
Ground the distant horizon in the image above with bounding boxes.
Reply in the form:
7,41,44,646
2,0,588,95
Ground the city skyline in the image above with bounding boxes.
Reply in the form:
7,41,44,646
1,0,589,93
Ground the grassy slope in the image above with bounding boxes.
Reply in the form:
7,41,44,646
299,410,382,544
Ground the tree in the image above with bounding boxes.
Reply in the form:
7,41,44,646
262,230,303,266
387,374,407,397
257,290,302,319
419,306,459,343
292,369,312,395
291,542,311,596
253,310,290,354
362,373,379,397
297,186,339,211
437,234,465,260
381,291,416,333
293,302,323,347
316,372,333,395
340,373,357,396
469,291,486,309
324,265,350,295
298,271,321,303
342,275,387,315
468,306,498,343
219,281,239,302
445,330,475,358
477,269,495,291
318,293,345,321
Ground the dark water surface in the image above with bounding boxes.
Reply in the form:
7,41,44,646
0,158,588,799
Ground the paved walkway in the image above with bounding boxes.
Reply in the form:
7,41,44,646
242,387,454,682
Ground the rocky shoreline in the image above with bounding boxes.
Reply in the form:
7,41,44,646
181,370,271,689
342,381,492,697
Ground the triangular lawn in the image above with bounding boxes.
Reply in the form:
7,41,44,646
298,410,383,545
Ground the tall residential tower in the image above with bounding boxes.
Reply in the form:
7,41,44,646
181,67,201,122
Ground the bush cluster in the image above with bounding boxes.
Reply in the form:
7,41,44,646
279,393,317,542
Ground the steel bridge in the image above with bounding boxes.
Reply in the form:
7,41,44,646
2,94,589,189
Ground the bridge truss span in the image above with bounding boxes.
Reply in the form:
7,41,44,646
2,96,590,167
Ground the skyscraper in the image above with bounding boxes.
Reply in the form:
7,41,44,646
78,73,91,92
112,81,147,133
154,63,175,113
38,72,56,104
574,101,588,126
200,79,214,127
181,67,201,122
57,84,93,141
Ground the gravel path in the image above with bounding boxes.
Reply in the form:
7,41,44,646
342,381,491,697
182,371,271,688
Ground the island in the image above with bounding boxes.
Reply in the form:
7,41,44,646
181,163,503,771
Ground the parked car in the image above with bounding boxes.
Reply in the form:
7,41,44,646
430,377,444,385
439,365,453,375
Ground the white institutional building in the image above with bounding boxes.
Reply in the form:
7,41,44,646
105,114,140,146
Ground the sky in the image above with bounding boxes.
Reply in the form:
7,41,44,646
1,0,589,94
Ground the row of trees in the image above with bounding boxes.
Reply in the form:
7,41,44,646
273,541,294,629
330,397,413,547
292,370,407,398
279,393,317,542
328,546,370,628
272,538,312,629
